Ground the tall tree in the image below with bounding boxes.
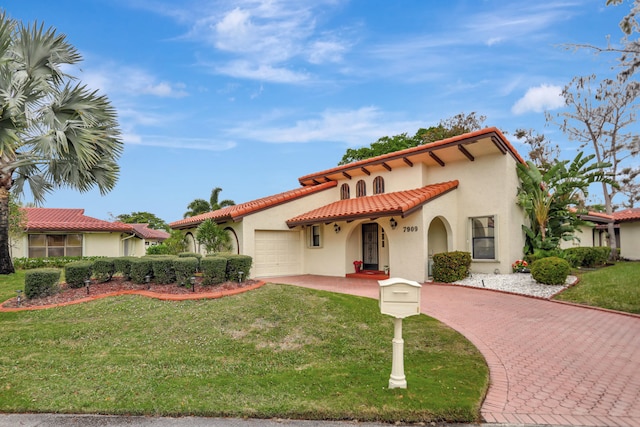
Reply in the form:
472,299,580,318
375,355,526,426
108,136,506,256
548,75,639,257
112,211,169,231
513,128,561,171
338,112,486,164
183,187,235,218
0,14,123,274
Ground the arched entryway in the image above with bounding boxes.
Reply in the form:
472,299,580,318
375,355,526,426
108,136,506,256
427,217,450,277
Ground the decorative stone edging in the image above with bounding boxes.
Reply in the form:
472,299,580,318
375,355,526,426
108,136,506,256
0,281,266,313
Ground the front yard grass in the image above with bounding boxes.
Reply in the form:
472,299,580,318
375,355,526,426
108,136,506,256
0,274,488,424
554,261,640,314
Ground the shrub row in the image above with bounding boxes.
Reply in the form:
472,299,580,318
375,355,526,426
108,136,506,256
563,247,611,268
60,254,252,287
13,256,103,270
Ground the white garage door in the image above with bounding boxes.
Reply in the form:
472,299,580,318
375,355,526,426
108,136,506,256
254,230,302,277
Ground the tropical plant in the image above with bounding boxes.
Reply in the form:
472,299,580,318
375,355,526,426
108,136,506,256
195,219,232,254
0,13,122,274
183,187,235,217
516,152,614,255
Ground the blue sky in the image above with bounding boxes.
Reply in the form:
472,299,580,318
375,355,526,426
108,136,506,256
4,0,631,224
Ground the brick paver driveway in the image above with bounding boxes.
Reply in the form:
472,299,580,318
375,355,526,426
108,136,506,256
265,275,640,427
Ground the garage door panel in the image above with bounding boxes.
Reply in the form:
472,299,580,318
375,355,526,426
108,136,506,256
254,231,302,277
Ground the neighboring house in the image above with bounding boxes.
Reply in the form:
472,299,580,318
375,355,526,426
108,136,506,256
170,127,528,282
12,208,169,259
614,208,640,261
560,211,618,250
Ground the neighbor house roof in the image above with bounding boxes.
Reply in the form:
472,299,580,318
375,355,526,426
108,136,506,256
170,181,337,229
22,208,133,232
129,223,170,240
286,180,459,228
297,127,525,186
613,208,640,223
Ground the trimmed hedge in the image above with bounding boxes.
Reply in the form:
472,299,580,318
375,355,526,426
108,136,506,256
563,247,610,268
113,257,136,280
201,256,227,285
65,261,93,288
129,258,154,284
25,268,61,299
531,256,571,285
432,251,471,283
178,252,202,271
13,256,101,270
174,257,198,286
150,256,177,284
92,258,115,282
224,254,253,282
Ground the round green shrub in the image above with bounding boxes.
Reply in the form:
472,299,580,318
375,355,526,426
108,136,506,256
64,261,93,288
432,251,471,283
530,256,571,285
25,268,61,299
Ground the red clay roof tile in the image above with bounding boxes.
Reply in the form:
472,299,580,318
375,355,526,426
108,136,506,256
286,180,459,227
23,208,133,232
614,208,640,222
129,223,170,240
170,181,337,229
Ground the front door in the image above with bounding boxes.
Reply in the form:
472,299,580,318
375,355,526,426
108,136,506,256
362,223,379,270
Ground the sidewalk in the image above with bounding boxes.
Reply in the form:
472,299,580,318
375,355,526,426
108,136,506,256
266,275,640,427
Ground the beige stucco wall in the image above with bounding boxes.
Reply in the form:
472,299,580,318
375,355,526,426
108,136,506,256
560,225,596,250
620,222,640,260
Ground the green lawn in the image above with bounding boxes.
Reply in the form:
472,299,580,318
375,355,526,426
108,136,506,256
0,272,488,423
554,261,640,314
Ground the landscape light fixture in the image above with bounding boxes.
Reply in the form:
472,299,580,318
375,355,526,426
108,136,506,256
15,289,22,307
190,276,196,292
145,275,151,289
238,271,244,283
84,279,91,295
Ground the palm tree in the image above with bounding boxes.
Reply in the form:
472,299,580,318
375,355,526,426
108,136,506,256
183,187,235,218
0,14,123,273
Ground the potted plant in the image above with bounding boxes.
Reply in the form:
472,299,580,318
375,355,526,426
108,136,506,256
353,260,363,273
512,259,530,273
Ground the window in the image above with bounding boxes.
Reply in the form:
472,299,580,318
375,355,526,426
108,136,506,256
308,225,322,248
356,180,366,197
28,234,83,258
470,216,495,259
373,176,385,194
340,183,350,200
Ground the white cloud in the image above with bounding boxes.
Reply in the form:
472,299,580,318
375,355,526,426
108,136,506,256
125,134,237,151
512,84,564,115
215,60,310,84
226,106,423,146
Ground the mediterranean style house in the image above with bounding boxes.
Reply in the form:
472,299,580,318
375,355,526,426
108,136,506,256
170,127,529,282
12,208,169,259
614,208,640,261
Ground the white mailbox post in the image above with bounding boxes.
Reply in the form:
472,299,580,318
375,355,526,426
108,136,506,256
378,277,422,389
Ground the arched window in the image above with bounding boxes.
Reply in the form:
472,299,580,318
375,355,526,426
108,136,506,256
356,180,366,197
340,183,350,200
373,176,385,194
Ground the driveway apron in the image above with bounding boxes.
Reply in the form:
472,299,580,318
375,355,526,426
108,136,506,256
265,275,640,427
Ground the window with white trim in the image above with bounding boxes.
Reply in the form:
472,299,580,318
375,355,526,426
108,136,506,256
308,225,322,248
470,216,495,260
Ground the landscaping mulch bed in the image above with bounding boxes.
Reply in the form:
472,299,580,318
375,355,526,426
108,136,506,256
2,276,260,309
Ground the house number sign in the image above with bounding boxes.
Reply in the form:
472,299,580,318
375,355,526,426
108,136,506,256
403,226,418,232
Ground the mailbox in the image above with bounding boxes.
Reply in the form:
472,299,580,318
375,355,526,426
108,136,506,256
378,277,421,319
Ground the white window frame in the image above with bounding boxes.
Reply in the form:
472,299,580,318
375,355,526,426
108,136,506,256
307,225,322,248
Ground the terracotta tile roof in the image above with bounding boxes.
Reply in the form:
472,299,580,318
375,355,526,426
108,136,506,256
170,181,337,229
129,223,170,240
298,127,525,186
613,208,640,222
286,180,459,227
22,208,133,232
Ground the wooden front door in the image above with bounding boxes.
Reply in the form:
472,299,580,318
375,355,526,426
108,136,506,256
362,223,379,270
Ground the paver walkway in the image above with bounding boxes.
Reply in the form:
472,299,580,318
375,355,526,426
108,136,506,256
265,275,640,427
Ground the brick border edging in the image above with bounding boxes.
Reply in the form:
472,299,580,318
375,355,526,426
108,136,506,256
0,281,266,313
